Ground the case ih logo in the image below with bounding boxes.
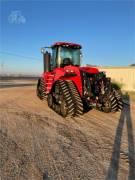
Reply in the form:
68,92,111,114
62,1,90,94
8,10,26,24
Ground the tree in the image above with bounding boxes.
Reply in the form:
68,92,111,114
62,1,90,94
130,63,135,66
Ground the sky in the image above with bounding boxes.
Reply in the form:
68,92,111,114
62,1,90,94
0,0,135,75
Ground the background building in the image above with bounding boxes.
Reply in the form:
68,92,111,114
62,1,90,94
97,66,135,92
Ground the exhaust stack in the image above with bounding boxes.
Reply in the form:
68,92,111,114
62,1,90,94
43,51,51,72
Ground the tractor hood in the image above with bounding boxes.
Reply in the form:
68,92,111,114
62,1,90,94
80,66,99,74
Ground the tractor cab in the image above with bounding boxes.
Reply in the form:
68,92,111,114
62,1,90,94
41,42,82,72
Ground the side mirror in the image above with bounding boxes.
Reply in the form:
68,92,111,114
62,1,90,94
41,48,45,54
41,47,51,54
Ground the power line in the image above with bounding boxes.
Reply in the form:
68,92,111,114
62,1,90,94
0,51,40,61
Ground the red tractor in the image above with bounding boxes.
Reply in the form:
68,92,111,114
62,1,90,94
37,42,123,117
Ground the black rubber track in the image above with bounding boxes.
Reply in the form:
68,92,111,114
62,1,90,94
113,88,123,111
37,78,46,100
40,78,47,100
102,91,118,113
109,92,118,112
37,78,43,99
66,80,83,116
58,80,75,117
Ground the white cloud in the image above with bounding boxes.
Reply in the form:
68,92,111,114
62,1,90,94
8,10,26,24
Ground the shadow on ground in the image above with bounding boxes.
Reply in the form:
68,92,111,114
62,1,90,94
106,96,135,180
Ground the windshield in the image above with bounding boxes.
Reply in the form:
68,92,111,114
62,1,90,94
59,47,81,66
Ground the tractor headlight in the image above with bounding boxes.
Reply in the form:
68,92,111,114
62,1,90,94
64,69,77,76
65,69,69,73
65,69,74,73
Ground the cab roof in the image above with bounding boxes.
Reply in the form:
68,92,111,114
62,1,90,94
51,42,82,49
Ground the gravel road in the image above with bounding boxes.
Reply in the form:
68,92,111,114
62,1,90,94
0,86,135,180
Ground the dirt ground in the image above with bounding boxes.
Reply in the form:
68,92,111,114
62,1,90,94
0,85,135,180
